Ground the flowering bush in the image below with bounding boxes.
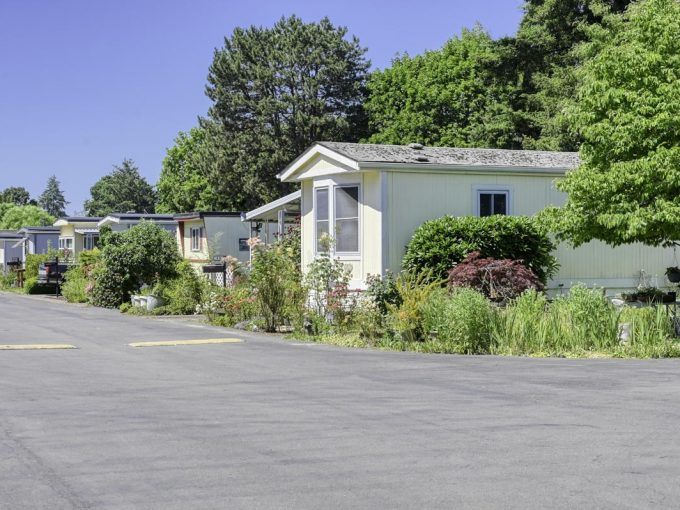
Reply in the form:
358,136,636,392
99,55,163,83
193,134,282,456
447,252,542,301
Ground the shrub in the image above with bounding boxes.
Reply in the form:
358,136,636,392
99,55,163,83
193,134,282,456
304,236,352,321
210,284,258,327
422,288,495,353
250,244,303,332
159,260,206,315
386,271,441,341
90,266,128,308
94,222,181,307
0,272,17,289
365,272,401,315
24,253,49,280
448,252,543,301
402,215,558,283
61,268,88,303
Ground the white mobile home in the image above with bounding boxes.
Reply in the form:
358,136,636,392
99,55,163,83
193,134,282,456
278,142,676,293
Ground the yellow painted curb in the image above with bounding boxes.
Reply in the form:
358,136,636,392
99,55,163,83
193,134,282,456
128,338,243,348
0,344,77,350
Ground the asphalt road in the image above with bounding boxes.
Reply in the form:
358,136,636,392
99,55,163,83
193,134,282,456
2,293,680,509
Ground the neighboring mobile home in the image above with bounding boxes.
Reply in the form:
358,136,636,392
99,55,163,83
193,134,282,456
243,190,301,242
98,213,177,235
0,230,24,274
53,216,102,260
278,142,676,294
16,226,60,258
174,212,253,267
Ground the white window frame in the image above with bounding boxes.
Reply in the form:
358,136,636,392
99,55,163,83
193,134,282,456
333,184,360,256
314,186,330,253
83,234,99,251
58,237,74,250
313,179,361,260
472,185,513,217
190,227,203,252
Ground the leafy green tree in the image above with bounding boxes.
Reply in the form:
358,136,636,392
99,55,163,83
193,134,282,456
547,0,680,246
0,204,54,229
91,222,180,307
84,159,155,217
513,0,633,151
366,26,518,148
156,128,217,213
202,15,369,210
38,175,68,217
1,186,32,206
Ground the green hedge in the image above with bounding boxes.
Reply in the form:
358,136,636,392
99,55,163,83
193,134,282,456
402,215,558,283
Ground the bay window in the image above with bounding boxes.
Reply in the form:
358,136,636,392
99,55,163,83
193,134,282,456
314,183,360,255
334,185,359,253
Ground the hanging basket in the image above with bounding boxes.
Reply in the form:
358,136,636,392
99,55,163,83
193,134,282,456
666,267,680,283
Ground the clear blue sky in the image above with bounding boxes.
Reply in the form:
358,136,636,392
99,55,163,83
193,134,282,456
0,0,524,214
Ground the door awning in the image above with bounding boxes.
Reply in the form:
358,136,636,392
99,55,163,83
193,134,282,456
74,228,99,234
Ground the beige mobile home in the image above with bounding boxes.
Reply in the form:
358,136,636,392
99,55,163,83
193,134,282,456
174,212,252,267
278,142,676,293
53,216,102,260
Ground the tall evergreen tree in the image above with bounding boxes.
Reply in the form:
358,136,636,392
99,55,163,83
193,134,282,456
38,175,68,217
84,159,155,217
202,15,370,210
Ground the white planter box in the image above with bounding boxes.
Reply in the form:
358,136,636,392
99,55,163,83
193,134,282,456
146,295,166,311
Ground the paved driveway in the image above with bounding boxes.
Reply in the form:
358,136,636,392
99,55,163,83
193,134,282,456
2,293,680,509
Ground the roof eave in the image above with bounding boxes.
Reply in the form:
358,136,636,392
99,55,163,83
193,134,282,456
359,161,572,175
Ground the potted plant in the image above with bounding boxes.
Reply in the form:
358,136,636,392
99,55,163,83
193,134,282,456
666,267,680,283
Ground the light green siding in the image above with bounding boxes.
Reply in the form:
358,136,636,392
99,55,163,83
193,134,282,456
384,169,676,293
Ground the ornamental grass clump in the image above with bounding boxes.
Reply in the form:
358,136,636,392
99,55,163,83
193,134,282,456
489,286,675,357
422,287,494,354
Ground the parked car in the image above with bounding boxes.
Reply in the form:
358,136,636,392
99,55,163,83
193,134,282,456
38,262,69,284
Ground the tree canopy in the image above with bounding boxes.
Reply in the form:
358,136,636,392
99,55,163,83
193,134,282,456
201,15,370,210
0,204,54,230
1,187,32,206
365,26,518,148
156,128,217,213
84,159,156,217
547,0,680,246
38,175,68,217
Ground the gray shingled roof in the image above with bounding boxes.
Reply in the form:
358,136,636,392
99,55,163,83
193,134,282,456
317,142,579,169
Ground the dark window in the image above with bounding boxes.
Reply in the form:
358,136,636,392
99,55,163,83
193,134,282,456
478,191,508,216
